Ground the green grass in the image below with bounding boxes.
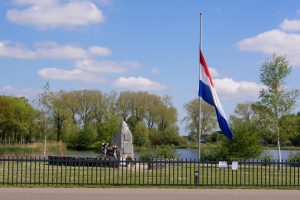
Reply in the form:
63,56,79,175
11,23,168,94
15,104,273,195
263,146,300,150
0,159,299,188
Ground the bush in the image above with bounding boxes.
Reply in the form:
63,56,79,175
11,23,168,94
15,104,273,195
155,145,178,159
139,145,178,162
261,152,273,166
220,120,262,160
66,127,96,150
261,152,273,162
200,143,227,161
288,153,300,166
139,151,154,162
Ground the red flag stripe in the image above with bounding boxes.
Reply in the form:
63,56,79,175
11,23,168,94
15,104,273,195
200,50,214,87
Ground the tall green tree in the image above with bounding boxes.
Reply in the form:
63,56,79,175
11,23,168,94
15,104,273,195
0,96,36,144
40,88,71,142
183,99,217,142
257,55,299,161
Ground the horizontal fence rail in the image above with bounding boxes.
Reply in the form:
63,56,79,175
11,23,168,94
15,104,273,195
0,157,300,187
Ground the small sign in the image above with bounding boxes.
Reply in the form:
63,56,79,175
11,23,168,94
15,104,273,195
218,161,227,168
232,161,238,170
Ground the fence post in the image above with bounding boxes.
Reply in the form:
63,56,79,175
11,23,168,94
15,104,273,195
194,170,199,185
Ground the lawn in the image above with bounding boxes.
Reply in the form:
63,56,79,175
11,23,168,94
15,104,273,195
0,158,299,187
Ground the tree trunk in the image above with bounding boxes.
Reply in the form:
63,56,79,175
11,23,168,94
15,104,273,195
277,131,282,170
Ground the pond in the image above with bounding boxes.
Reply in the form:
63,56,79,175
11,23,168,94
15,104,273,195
172,149,300,160
43,148,300,161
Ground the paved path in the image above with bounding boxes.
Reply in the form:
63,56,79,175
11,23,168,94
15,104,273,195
0,188,299,200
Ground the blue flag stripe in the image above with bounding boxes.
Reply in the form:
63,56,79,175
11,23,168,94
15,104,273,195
199,80,233,140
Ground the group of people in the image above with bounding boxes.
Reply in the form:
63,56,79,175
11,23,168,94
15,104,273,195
101,143,120,158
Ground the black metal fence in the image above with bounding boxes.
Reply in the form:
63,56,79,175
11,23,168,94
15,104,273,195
0,156,300,187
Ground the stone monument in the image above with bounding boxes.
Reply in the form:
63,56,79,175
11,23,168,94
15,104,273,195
111,121,134,159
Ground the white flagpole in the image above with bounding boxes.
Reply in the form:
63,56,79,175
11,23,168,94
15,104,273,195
198,13,202,161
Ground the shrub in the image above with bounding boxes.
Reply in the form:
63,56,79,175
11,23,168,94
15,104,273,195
261,152,273,162
155,145,178,159
139,152,154,162
139,145,178,162
260,152,273,166
288,153,300,166
66,127,96,150
200,143,227,161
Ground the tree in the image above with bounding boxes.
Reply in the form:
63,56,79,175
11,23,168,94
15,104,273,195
284,114,300,146
220,102,262,160
72,90,102,128
183,99,217,142
132,121,149,147
116,91,180,146
0,96,36,144
40,89,71,142
257,55,299,161
221,118,262,160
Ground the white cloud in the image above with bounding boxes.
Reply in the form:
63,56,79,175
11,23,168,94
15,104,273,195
114,76,165,90
37,67,106,83
280,19,300,32
0,41,36,59
38,58,142,84
0,40,111,59
88,46,111,56
237,29,300,66
214,78,262,99
36,43,111,59
75,60,140,73
151,67,160,74
7,0,104,28
0,85,39,98
209,67,220,78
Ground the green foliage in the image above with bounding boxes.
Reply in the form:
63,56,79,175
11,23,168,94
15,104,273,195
97,117,121,143
155,145,178,159
200,142,227,161
66,127,96,150
139,151,155,162
149,127,183,146
0,145,40,156
183,99,217,142
288,153,300,166
261,152,273,164
221,119,263,160
203,132,223,143
132,121,149,147
139,145,178,161
0,96,37,144
257,55,299,158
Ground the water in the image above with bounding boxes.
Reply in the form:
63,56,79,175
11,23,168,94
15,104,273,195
44,148,300,160
175,149,300,160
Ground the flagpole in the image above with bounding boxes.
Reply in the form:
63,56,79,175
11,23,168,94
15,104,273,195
198,13,202,161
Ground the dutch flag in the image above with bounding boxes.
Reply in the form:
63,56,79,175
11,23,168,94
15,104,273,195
198,51,233,140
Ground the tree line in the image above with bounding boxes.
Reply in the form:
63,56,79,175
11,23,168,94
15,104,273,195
0,55,299,160
0,86,185,149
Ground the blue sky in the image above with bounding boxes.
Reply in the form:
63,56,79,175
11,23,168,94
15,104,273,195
0,0,299,135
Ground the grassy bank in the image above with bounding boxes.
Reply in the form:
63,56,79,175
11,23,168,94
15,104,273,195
263,146,300,150
0,142,67,157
